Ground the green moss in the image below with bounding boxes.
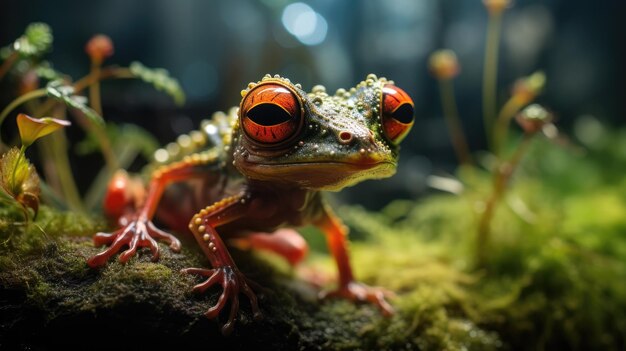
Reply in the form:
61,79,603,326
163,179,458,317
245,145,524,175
1,126,626,349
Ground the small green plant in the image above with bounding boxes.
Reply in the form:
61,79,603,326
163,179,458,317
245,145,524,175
0,113,69,221
428,49,472,166
0,23,185,213
428,1,558,268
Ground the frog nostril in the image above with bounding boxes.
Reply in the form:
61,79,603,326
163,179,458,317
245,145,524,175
338,131,353,144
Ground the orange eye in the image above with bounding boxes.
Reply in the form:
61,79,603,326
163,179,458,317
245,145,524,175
241,83,302,145
381,84,414,144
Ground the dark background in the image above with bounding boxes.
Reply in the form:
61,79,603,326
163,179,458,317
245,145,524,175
1,0,624,208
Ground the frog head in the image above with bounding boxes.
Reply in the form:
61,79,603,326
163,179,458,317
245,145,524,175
232,74,414,191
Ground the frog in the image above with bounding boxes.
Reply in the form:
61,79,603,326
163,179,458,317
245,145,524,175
86,73,415,335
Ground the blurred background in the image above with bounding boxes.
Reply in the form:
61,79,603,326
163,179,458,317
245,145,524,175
1,0,624,209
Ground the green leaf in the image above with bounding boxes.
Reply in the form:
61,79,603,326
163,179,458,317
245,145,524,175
46,80,104,127
13,23,53,58
35,61,64,81
0,147,40,215
129,61,186,106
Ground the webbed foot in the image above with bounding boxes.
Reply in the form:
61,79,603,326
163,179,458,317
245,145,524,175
320,281,395,316
87,216,181,268
181,266,262,335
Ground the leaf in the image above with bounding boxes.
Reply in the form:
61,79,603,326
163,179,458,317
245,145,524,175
18,192,39,217
129,61,186,106
35,61,65,81
0,147,40,215
17,113,71,147
46,80,105,127
13,23,53,58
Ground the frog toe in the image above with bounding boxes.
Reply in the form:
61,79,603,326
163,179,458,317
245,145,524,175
87,219,181,267
320,281,395,317
148,221,181,252
184,265,263,335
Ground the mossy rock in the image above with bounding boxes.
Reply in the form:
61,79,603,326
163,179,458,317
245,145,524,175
0,206,501,350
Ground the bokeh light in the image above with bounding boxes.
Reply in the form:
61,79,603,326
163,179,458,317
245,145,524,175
281,2,328,46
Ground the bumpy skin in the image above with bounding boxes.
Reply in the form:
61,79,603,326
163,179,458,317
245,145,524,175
88,73,414,335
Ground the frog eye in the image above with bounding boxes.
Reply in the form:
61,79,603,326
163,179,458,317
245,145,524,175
381,84,414,144
240,83,302,145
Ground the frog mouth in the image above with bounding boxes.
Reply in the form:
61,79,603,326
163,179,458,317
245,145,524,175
238,159,397,191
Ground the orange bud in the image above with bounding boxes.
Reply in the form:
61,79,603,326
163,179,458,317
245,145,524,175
428,49,460,80
85,34,114,64
483,0,512,15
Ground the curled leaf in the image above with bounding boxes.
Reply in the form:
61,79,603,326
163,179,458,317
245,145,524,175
129,61,186,106
17,113,70,147
0,147,40,215
13,23,53,58
46,80,104,127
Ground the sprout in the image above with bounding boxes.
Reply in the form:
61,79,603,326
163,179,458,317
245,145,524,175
512,71,546,105
516,104,553,134
428,50,460,80
85,34,114,64
17,113,71,148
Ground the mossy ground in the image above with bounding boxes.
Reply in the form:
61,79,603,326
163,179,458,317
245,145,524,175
1,123,625,350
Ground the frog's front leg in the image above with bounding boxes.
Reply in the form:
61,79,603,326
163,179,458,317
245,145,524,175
87,160,205,268
314,203,394,316
181,192,264,335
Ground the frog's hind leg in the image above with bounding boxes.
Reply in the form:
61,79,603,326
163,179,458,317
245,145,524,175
230,228,309,266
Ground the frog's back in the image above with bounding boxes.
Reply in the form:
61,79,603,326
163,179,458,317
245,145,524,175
150,107,243,233
150,107,239,170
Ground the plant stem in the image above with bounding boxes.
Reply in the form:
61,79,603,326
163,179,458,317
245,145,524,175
475,133,533,269
78,113,119,170
73,66,134,92
0,89,48,144
81,63,119,172
84,140,140,210
482,11,503,151
48,130,83,211
10,145,27,193
0,52,19,81
438,79,472,166
492,96,523,156
88,62,103,116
